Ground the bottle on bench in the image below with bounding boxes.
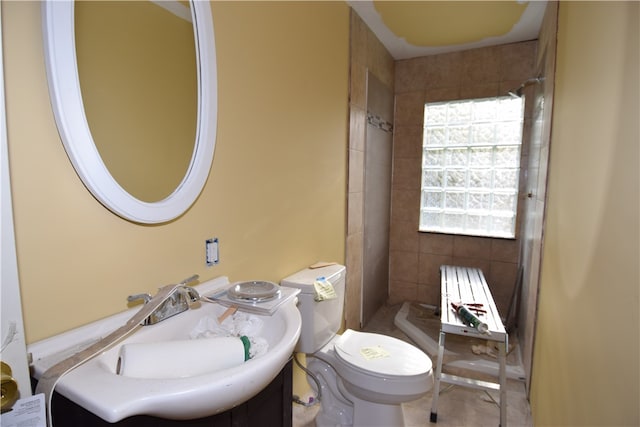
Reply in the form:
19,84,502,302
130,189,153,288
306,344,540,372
451,302,490,335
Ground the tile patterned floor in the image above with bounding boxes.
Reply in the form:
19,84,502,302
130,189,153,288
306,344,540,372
293,302,532,427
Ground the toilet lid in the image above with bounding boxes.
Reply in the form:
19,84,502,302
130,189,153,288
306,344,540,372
333,330,431,377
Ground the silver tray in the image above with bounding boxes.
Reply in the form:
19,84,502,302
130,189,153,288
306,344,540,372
227,281,280,302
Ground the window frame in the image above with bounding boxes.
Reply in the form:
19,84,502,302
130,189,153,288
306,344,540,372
419,96,525,239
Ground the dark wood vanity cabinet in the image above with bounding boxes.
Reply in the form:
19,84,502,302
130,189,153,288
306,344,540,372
34,360,293,427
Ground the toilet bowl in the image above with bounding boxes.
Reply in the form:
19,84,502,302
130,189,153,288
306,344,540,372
308,330,433,427
333,329,433,403
281,264,433,426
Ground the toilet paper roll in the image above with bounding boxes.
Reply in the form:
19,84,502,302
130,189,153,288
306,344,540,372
117,336,250,379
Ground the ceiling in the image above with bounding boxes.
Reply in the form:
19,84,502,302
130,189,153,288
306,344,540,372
349,1,547,60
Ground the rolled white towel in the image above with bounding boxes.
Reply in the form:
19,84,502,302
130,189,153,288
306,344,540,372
117,336,251,379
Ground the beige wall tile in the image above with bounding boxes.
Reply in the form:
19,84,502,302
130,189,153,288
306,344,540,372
425,52,463,88
392,156,421,190
390,188,420,224
394,91,425,126
345,266,362,329
392,125,422,159
350,61,367,109
459,82,500,99
347,190,363,235
417,283,439,305
395,57,428,93
425,86,460,103
346,232,363,272
491,238,519,263
389,250,419,283
488,261,519,313
418,253,453,287
346,10,394,329
460,46,501,84
349,11,366,70
366,28,393,84
453,235,493,258
348,148,364,193
419,232,454,255
390,220,420,252
345,232,363,329
388,279,417,305
349,106,366,151
499,41,537,82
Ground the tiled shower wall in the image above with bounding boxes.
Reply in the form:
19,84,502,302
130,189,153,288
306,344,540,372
389,41,537,315
346,11,394,330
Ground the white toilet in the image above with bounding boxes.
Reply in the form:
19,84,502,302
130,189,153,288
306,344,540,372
281,264,433,427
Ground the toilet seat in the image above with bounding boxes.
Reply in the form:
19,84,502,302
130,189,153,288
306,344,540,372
333,329,432,378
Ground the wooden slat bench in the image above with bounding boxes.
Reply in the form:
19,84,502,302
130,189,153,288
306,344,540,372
430,265,508,426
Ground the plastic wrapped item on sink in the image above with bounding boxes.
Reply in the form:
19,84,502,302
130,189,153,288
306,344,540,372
190,312,269,359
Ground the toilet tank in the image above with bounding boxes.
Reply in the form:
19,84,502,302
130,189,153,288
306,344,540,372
281,264,346,353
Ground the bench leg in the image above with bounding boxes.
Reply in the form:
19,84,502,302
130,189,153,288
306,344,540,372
498,337,507,427
430,330,446,423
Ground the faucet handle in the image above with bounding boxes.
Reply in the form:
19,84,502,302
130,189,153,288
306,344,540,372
176,275,200,304
179,286,201,304
179,275,199,286
127,293,152,304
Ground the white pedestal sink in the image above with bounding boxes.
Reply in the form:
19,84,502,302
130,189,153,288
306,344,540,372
28,276,301,422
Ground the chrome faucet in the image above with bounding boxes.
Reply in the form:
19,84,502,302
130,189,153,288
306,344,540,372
127,275,201,326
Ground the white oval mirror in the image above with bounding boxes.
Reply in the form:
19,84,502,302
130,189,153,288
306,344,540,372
42,0,217,224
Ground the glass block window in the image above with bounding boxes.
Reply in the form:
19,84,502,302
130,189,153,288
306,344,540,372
420,96,524,238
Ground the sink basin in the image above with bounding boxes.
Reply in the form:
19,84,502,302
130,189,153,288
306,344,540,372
28,276,301,422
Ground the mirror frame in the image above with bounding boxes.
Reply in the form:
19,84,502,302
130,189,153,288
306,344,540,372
42,0,217,224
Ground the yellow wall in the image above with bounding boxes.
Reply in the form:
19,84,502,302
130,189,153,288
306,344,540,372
2,1,349,343
531,2,639,425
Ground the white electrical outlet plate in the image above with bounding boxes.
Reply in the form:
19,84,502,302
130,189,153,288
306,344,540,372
205,238,219,266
